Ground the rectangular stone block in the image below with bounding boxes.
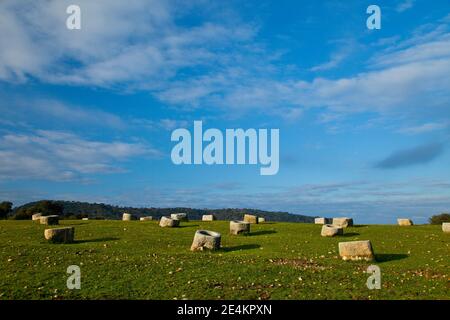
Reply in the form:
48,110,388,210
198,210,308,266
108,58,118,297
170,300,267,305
315,217,331,224
332,217,353,228
40,215,59,225
339,240,374,261
243,214,258,224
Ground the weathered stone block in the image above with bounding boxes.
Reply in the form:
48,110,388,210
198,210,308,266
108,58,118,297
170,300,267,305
339,240,375,261
243,214,258,224
190,230,221,251
40,215,59,225
122,213,132,221
321,224,343,237
171,213,188,222
397,218,413,226
332,217,353,228
44,227,75,243
159,216,180,227
202,214,216,221
315,217,331,224
32,213,42,221
230,220,250,235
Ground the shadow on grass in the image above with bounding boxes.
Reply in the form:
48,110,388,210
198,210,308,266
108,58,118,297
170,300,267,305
375,253,409,262
247,230,277,236
351,225,368,228
222,244,261,252
340,232,360,237
61,222,89,226
73,237,120,244
177,224,199,228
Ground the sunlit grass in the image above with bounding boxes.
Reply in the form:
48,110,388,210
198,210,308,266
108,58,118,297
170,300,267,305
0,220,448,299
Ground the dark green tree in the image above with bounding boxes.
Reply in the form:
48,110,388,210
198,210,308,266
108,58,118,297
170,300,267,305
13,200,63,220
0,201,13,219
429,213,450,224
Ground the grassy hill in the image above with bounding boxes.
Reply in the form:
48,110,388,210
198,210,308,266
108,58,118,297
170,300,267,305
0,219,448,299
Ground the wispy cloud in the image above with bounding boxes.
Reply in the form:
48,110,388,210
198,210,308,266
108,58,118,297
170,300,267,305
0,130,161,181
375,142,445,169
397,121,450,135
310,50,348,72
0,0,257,88
1,98,126,129
371,32,450,67
310,40,356,72
1,1,449,126
396,0,415,13
0,96,194,134
154,20,450,125
131,118,189,131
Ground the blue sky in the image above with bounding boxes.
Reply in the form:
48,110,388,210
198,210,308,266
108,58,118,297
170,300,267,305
0,0,449,223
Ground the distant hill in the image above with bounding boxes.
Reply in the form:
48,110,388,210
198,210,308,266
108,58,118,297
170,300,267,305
11,200,315,223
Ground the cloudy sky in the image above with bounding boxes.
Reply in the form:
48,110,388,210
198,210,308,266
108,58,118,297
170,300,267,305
1,0,449,223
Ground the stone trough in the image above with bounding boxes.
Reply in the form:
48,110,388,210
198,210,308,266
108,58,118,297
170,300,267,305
397,218,413,226
202,214,216,221
122,213,132,221
159,216,180,228
243,214,258,224
442,222,450,233
140,216,153,221
332,217,353,228
40,215,59,225
171,213,188,222
315,217,331,225
258,217,266,223
321,224,343,237
230,220,250,235
338,240,375,261
32,213,42,221
44,227,75,243
190,230,221,251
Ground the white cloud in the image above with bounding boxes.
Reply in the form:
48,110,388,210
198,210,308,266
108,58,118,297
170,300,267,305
0,0,256,88
371,33,450,67
1,1,449,126
396,0,415,13
27,99,125,129
310,51,348,72
130,118,189,131
0,96,193,133
0,130,161,181
309,40,357,72
157,56,450,119
153,21,450,124
398,121,450,135
297,58,450,114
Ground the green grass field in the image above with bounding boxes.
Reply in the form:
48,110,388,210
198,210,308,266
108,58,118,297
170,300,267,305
0,220,448,300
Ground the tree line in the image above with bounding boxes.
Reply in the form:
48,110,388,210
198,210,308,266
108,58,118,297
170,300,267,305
1,200,449,224
5,200,315,223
